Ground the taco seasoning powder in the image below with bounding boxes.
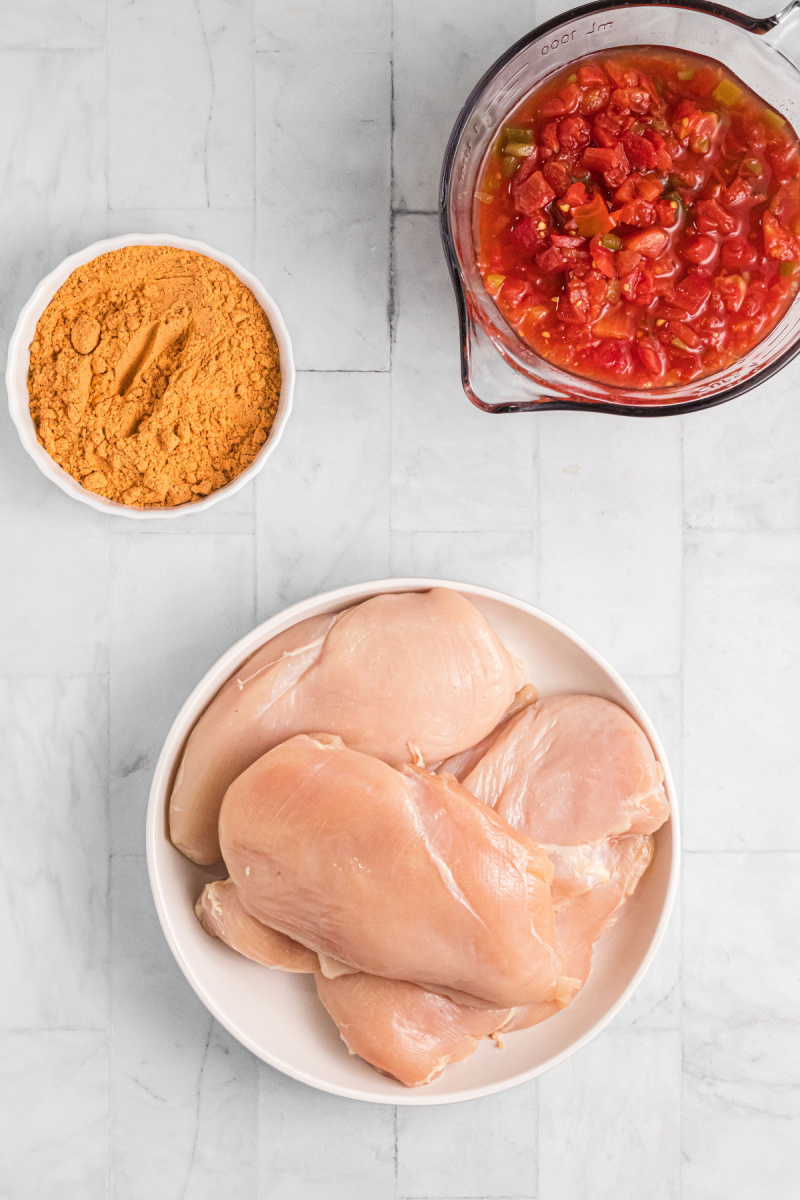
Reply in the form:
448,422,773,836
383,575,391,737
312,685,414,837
28,245,281,507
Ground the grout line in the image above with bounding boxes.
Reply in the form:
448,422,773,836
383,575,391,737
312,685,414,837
106,205,255,215
392,209,437,216
682,847,800,854
388,10,396,552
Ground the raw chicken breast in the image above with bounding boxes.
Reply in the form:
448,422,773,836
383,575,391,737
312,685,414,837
456,694,669,844
505,834,654,1031
170,588,523,865
219,733,561,1008
195,878,319,972
316,972,511,1087
547,841,619,911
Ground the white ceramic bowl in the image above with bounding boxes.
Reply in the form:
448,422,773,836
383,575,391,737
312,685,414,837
147,579,679,1105
5,233,295,519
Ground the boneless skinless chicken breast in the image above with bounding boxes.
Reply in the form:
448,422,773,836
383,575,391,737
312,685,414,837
218,733,563,1009
440,691,669,1028
504,834,654,1031
195,879,319,973
170,589,524,865
315,972,512,1088
446,693,670,844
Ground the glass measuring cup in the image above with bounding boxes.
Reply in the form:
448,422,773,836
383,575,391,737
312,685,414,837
439,0,800,415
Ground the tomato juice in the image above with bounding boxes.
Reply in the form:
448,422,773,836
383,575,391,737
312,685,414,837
475,47,800,389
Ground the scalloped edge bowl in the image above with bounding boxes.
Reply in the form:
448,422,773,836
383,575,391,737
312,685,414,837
147,578,679,1104
6,233,294,518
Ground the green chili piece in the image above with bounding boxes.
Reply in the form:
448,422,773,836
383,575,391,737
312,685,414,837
712,78,743,107
505,142,537,158
500,155,519,177
764,109,786,130
744,157,762,177
601,233,623,251
677,69,694,82
504,126,535,144
780,261,799,277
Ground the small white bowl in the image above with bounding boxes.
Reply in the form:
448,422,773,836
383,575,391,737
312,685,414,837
6,233,295,519
147,579,679,1106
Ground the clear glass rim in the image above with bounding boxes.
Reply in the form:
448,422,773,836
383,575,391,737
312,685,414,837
438,0,800,416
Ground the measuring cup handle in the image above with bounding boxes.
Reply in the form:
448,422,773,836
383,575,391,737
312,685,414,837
762,1,800,61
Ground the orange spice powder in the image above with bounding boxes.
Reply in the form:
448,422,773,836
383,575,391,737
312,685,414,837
28,245,281,508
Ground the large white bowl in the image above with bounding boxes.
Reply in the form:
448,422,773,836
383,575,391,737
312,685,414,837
147,579,679,1105
6,233,295,519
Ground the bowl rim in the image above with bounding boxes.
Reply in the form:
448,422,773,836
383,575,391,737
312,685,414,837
146,577,681,1105
5,232,295,518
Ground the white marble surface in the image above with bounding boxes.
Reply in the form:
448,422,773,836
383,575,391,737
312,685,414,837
0,1,798,1196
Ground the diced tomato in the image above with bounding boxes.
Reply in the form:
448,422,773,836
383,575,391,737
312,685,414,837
604,60,638,89
741,289,763,317
630,266,656,306
542,160,572,197
672,101,718,152
626,227,670,258
672,271,713,314
477,47,800,391
612,88,651,114
551,233,586,249
498,278,533,312
592,111,624,148
695,198,736,235
582,143,631,188
594,338,635,375
592,304,634,338
689,65,721,98
644,130,674,172
580,83,611,115
763,211,800,260
669,319,702,348
564,181,588,207
770,140,800,182
720,236,757,271
541,122,560,153
620,131,657,172
637,335,667,376
509,216,550,255
616,249,642,276
512,168,557,215
578,64,608,88
682,234,717,265
770,179,800,226
636,176,664,202
558,115,591,151
721,175,754,207
745,119,767,152
542,83,581,116
589,234,616,278
656,198,680,227
715,274,748,312
614,198,656,227
584,269,610,318
572,192,617,237
614,175,639,205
